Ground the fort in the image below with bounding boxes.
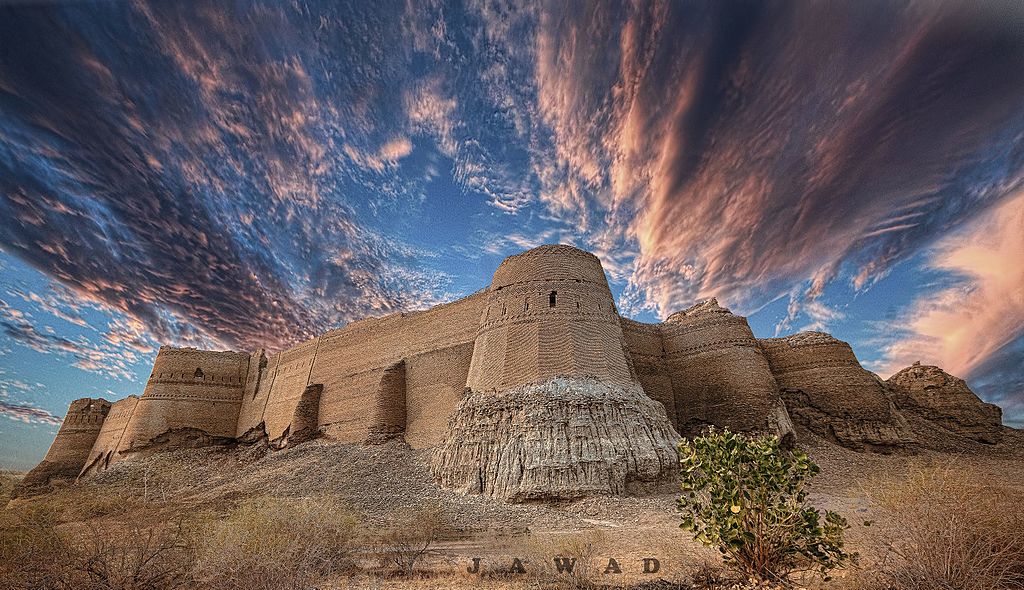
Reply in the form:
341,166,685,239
21,245,1006,500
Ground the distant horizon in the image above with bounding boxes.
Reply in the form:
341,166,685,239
2,0,1023,468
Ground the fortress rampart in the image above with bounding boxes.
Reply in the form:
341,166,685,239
116,347,251,453
758,332,913,450
28,244,988,498
660,299,792,438
81,396,138,476
21,398,110,488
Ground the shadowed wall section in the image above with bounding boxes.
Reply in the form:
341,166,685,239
234,349,269,437
621,318,676,426
405,342,474,449
309,291,485,442
80,396,138,476
262,338,320,440
285,383,323,445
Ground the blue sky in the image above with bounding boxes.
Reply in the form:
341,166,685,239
2,0,1023,469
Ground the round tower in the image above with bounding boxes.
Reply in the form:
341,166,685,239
759,332,913,451
116,347,250,453
15,398,111,494
466,245,633,391
660,299,794,440
433,245,679,502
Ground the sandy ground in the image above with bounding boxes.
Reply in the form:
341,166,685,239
9,425,1024,589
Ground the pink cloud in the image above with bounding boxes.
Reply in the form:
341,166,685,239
876,189,1024,378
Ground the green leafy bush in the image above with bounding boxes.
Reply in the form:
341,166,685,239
678,428,854,582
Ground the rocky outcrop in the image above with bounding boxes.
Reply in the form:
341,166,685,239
887,362,1003,444
759,332,914,452
431,377,680,502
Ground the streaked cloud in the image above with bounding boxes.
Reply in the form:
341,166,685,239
0,0,1021,435
0,400,62,426
875,189,1024,379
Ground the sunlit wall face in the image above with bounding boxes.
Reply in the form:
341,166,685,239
1,0,1023,468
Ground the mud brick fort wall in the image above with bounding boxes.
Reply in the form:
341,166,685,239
466,247,633,393
81,396,138,476
117,348,251,450
758,332,912,450
36,244,973,487
21,398,110,487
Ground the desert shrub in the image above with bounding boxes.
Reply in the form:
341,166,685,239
76,521,194,590
190,494,360,590
375,504,451,576
678,428,854,583
0,502,75,589
864,459,1024,590
0,502,192,590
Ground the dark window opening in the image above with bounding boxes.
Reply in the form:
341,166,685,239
549,291,557,308
194,367,204,379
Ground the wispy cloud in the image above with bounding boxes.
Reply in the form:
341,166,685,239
0,400,62,426
875,189,1024,379
0,1,1021,426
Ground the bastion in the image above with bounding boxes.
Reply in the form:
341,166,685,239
21,244,1006,499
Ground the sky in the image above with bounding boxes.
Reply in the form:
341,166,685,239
1,0,1023,469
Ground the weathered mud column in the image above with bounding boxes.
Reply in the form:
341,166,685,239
431,245,680,502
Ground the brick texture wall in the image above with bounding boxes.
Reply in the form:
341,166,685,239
81,396,138,475
467,245,634,392
405,342,474,449
116,347,250,451
660,300,786,435
758,332,895,419
21,398,110,487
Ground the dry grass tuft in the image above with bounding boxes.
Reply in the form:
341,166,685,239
374,504,455,576
190,494,361,590
0,471,22,502
862,458,1024,590
0,500,192,590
